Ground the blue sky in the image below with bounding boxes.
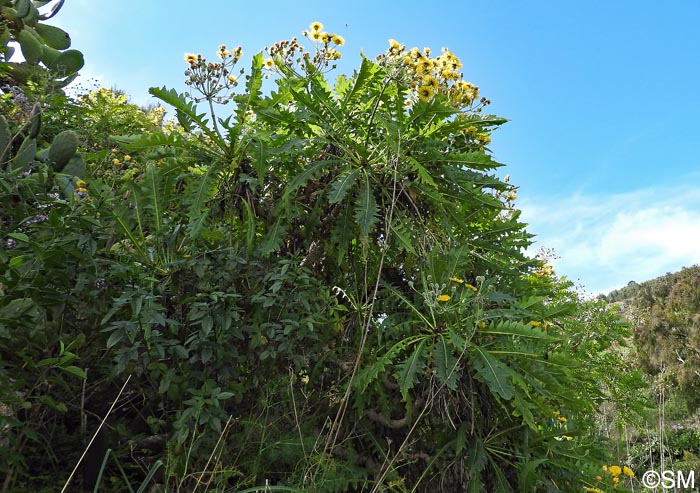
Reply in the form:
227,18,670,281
52,0,700,294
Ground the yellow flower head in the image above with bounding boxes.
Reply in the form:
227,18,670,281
415,60,432,76
562,435,573,441
310,21,323,32
263,57,275,70
227,75,238,84
623,466,634,478
184,53,197,65
331,34,345,46
388,38,401,51
612,477,619,484
585,488,603,493
321,32,332,44
123,155,132,162
112,158,121,166
422,76,439,90
465,284,478,292
558,416,567,423
602,465,608,472
417,86,434,102
75,179,87,188
609,465,622,476
437,294,451,302
449,277,465,284
310,30,323,42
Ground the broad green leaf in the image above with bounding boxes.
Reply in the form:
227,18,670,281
328,168,360,204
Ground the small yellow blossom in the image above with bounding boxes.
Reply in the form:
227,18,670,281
123,155,132,162
263,57,275,70
585,488,603,493
112,158,121,166
300,375,309,385
388,38,401,51
75,179,87,188
310,21,323,32
530,320,541,327
595,476,602,482
417,86,434,102
602,465,607,472
558,416,567,423
476,320,487,329
553,410,560,416
437,294,451,302
465,284,478,292
227,75,238,84
612,477,619,484
184,53,197,65
623,466,634,478
422,76,439,90
608,465,621,476
449,277,465,284
310,30,323,42
331,34,345,46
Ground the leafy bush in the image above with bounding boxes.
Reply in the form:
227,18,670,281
1,10,652,493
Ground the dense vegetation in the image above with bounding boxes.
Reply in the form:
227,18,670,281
0,2,665,492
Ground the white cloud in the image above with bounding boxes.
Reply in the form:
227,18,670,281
520,182,700,295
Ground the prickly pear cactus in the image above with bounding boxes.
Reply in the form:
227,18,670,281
48,129,78,171
0,0,84,85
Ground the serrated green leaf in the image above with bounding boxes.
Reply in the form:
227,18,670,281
328,168,359,204
433,336,459,390
354,334,426,394
342,56,380,111
258,219,286,257
354,173,378,237
469,347,514,400
396,338,428,400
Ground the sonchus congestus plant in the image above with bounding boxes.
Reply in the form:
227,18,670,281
123,22,645,492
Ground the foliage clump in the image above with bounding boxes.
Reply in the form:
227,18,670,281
1,11,650,493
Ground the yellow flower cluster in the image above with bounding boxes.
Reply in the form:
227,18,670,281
383,41,480,108
302,21,343,61
449,277,478,292
437,294,451,302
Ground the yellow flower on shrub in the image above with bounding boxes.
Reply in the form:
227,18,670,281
437,294,450,302
465,284,478,292
585,488,602,493
608,465,621,476
623,466,634,478
417,86,434,102
331,34,345,46
310,21,323,32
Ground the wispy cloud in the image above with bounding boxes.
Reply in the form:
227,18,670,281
520,180,700,294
